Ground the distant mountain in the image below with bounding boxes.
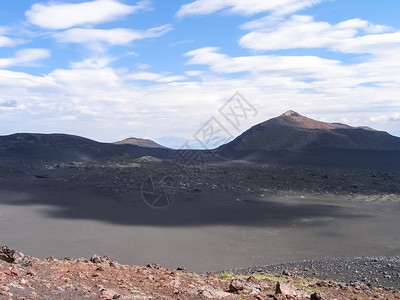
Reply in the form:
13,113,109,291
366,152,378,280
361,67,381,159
114,137,168,149
218,110,400,169
0,133,173,162
2,112,400,170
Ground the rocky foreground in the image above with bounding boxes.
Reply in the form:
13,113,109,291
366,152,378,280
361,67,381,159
1,246,399,300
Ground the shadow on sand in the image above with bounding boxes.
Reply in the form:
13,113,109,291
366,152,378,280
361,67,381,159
0,177,366,228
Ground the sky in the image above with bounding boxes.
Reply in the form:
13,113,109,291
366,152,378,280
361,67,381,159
1,0,400,148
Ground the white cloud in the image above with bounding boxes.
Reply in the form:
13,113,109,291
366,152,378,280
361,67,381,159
0,36,21,48
26,0,151,29
127,71,186,82
60,115,77,121
370,113,400,123
127,71,161,81
176,0,323,17
136,63,152,70
49,67,122,90
185,70,203,77
183,46,400,109
239,14,399,55
0,27,24,47
185,47,346,79
0,49,51,68
156,75,187,83
0,103,27,112
0,69,54,88
69,57,115,69
53,25,172,46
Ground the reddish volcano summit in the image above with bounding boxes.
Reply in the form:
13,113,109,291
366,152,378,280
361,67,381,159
114,137,167,149
279,110,368,130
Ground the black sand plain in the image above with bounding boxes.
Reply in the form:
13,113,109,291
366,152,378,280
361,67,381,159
1,159,399,276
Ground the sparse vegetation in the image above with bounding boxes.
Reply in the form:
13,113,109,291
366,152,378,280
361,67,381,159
294,278,320,294
218,272,235,279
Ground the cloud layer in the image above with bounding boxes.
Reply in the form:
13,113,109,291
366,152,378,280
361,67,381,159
54,25,173,46
240,15,396,54
26,0,151,29
176,0,323,17
0,49,51,68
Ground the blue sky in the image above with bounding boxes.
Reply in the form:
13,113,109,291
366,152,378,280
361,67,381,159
1,0,400,147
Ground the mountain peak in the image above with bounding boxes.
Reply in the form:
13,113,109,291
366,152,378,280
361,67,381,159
281,110,301,118
277,110,337,130
114,137,167,149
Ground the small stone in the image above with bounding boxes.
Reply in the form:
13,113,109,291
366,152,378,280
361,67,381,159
109,260,120,268
229,278,245,292
100,288,120,299
148,275,155,281
146,263,161,269
201,286,231,299
1,286,10,292
310,292,323,300
275,282,297,297
91,254,110,264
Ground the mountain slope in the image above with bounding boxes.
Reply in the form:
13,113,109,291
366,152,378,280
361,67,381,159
218,111,400,169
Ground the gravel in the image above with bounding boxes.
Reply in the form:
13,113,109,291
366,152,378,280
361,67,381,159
225,256,400,290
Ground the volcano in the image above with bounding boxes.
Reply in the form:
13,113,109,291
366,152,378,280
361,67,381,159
218,111,400,170
114,137,168,149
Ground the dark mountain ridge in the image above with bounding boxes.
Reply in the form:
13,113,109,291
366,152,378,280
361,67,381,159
220,110,400,152
1,112,400,170
0,133,174,162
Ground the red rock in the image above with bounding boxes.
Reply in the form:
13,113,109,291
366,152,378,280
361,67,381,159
200,286,231,299
4,269,20,277
275,282,297,297
229,278,245,292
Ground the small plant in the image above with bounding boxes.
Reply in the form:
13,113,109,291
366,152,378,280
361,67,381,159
294,278,320,294
218,272,235,279
255,274,287,282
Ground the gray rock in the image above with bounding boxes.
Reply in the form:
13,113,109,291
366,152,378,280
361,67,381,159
0,246,32,267
90,254,110,264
